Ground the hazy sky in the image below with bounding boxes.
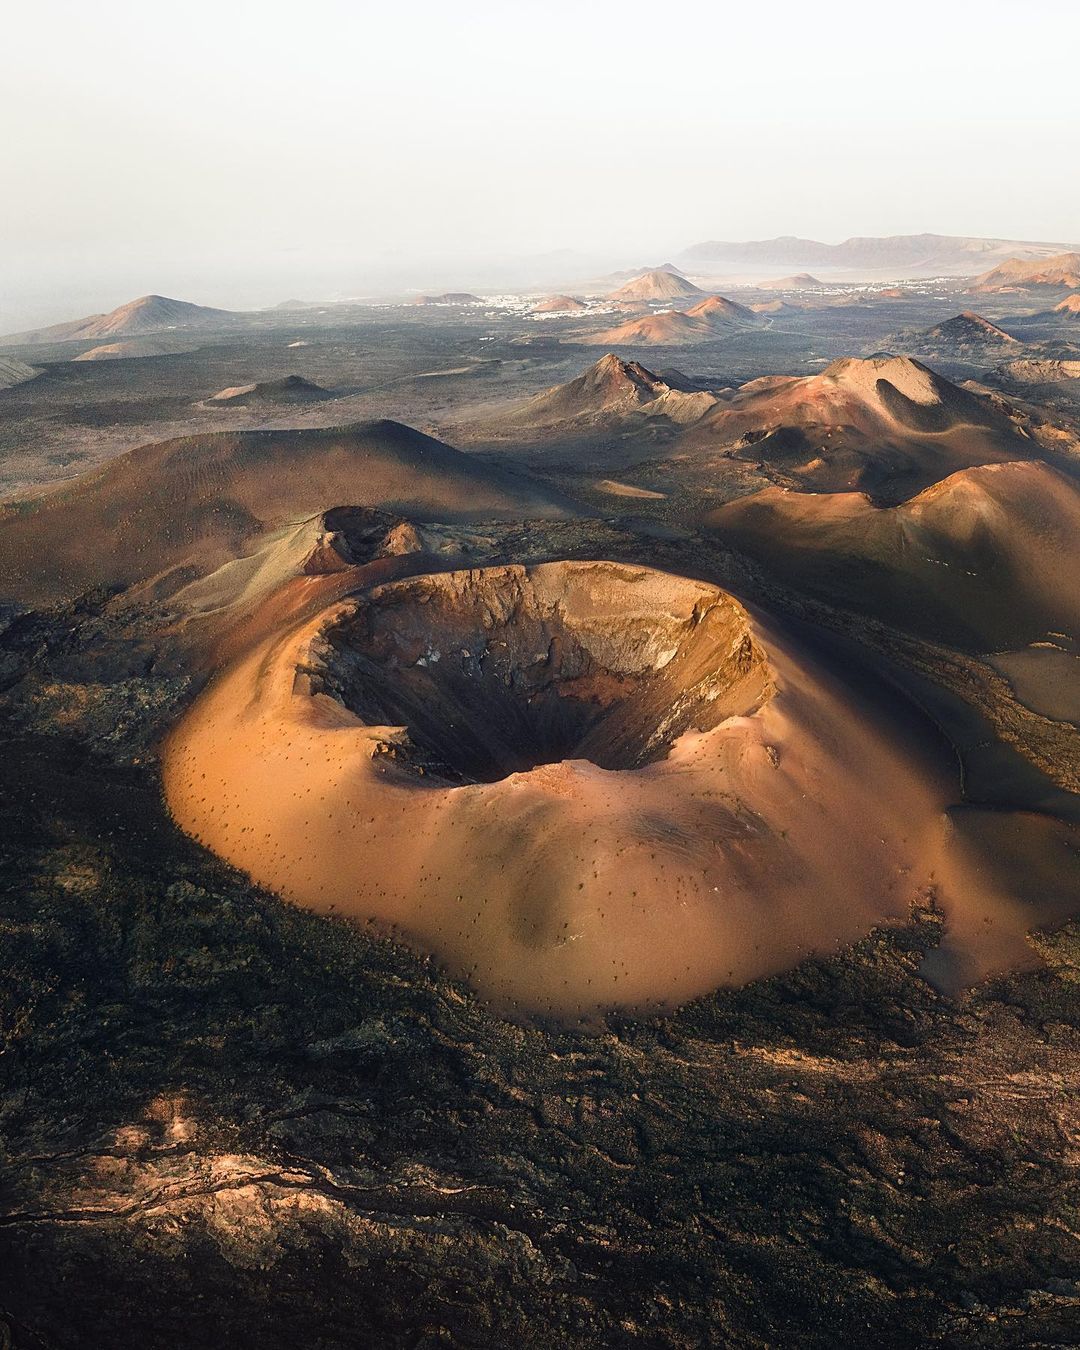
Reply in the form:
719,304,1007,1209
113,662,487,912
2,0,1078,326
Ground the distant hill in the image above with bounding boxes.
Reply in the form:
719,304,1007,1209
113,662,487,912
412,293,482,305
583,293,761,347
684,295,762,328
608,270,703,302
1054,295,1080,317
604,262,686,282
208,375,334,406
0,294,238,347
500,354,717,427
971,253,1080,293
678,234,1076,277
582,311,706,347
760,274,822,289
921,312,1021,351
531,295,588,313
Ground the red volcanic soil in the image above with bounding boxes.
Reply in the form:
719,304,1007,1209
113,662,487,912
679,354,1034,499
582,295,760,347
582,310,707,347
972,252,1080,292
163,559,1042,1018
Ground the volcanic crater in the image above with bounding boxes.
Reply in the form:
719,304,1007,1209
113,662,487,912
310,563,771,784
163,558,994,1018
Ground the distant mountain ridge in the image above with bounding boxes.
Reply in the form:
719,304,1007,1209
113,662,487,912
677,234,1077,276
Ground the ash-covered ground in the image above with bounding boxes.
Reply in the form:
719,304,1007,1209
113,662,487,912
1,289,1079,1347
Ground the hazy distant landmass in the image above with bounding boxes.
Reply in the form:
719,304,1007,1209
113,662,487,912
678,233,1078,275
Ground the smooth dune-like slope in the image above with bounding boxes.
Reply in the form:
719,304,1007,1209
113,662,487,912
73,339,192,361
707,459,1080,651
207,375,333,405
682,355,1033,499
582,310,707,347
0,420,573,606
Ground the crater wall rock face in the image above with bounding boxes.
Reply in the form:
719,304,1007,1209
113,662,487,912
163,561,1037,1019
312,565,770,783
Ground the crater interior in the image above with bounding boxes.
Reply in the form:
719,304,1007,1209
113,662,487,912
310,563,772,782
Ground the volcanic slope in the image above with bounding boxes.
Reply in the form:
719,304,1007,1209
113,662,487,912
993,358,1080,387
0,356,39,389
608,270,703,302
0,421,573,607
73,339,195,361
920,312,1020,352
208,375,333,406
0,295,238,346
583,296,760,348
761,273,822,289
532,295,588,313
679,355,1036,500
163,558,1060,1018
707,459,1080,652
582,310,707,347
684,294,763,328
501,354,718,428
972,252,1080,292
